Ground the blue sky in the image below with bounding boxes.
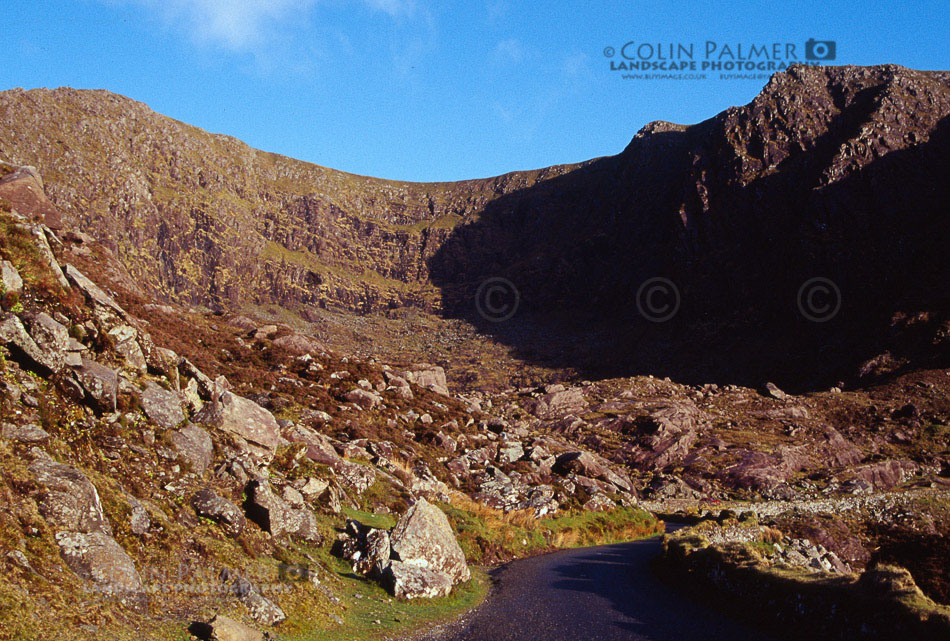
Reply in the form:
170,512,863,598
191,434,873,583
2,1,949,182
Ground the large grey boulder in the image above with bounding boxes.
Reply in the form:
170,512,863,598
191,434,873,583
1,260,22,295
29,458,112,535
29,457,143,597
528,387,587,419
389,498,469,585
0,313,71,373
107,325,147,373
169,424,213,474
191,488,246,536
205,615,263,641
1,422,50,443
194,391,280,458
384,561,454,599
26,312,79,368
141,381,185,429
228,575,286,626
272,333,327,356
345,388,382,410
54,531,144,596
244,480,321,542
404,364,449,396
496,439,525,465
63,264,127,326
72,358,118,412
554,450,632,493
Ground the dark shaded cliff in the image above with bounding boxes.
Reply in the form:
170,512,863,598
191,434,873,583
1,64,948,387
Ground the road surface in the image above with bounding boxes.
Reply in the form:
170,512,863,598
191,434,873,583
432,534,771,641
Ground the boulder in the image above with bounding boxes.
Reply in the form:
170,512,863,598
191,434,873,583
244,480,321,542
554,451,632,492
1,260,22,295
299,477,330,497
169,424,213,475
345,388,382,410
850,460,917,490
384,561,454,599
272,333,327,356
205,615,263,641
496,440,524,465
528,387,586,419
64,264,127,324
621,401,704,471
141,381,185,429
0,314,63,373
228,575,285,626
29,458,112,534
29,456,143,598
107,325,147,373
72,358,118,412
404,364,449,396
54,531,143,596
192,489,246,536
389,498,469,585
1,422,50,443
252,324,278,341
194,391,280,458
764,382,788,400
26,312,78,368
431,431,457,453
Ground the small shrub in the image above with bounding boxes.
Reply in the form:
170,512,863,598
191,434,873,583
761,526,784,543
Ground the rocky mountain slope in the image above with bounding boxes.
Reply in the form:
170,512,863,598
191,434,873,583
0,63,949,640
2,65,949,390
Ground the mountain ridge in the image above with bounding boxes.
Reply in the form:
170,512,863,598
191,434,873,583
2,64,949,388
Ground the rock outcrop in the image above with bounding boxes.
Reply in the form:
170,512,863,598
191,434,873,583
334,499,470,599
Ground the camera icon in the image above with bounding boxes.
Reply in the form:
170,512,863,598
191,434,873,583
805,38,836,61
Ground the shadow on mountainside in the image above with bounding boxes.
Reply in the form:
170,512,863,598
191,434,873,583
427,114,950,392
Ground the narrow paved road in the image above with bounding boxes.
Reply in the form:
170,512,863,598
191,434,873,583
436,534,771,641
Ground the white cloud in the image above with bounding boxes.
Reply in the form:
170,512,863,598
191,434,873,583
111,0,316,51
491,38,525,65
106,0,423,54
561,51,591,78
363,0,417,18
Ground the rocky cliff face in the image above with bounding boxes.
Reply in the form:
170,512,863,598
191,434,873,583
0,88,577,312
1,64,948,389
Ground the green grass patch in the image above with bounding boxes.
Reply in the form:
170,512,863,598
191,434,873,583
341,506,397,530
279,543,488,641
